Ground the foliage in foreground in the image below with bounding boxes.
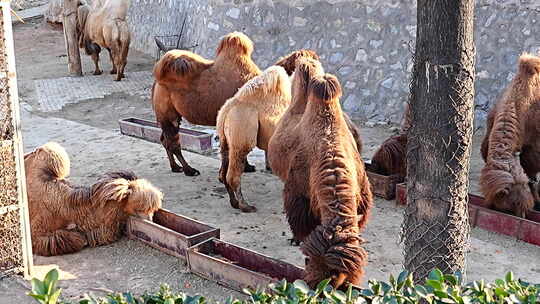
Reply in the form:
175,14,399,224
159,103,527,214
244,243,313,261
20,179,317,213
29,268,540,304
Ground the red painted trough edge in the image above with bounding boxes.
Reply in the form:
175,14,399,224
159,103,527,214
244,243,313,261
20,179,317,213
118,117,213,154
395,183,540,246
364,160,404,200
126,208,220,260
187,238,306,293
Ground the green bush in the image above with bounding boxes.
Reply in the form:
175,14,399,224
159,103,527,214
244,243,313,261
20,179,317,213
28,268,540,304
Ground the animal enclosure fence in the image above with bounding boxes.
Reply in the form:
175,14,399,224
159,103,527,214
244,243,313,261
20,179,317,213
0,0,33,279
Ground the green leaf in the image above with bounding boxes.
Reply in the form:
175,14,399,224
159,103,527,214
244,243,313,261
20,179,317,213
48,288,62,304
397,271,409,285
164,298,174,304
428,269,444,282
333,290,347,302
316,279,331,294
434,291,448,298
31,278,48,295
44,269,60,293
293,281,310,294
444,274,458,286
426,280,443,291
505,272,514,283
415,286,429,298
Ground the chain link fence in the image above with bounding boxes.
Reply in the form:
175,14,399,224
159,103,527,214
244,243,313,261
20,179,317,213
0,1,33,278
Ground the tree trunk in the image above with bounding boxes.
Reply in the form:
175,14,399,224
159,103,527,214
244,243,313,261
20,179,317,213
63,0,82,76
402,0,476,283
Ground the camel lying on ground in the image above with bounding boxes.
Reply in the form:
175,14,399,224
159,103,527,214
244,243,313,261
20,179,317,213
480,53,540,217
268,69,373,289
77,0,131,81
25,142,162,256
369,104,410,180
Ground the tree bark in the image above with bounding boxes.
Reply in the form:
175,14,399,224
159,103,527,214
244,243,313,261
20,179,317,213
63,0,82,76
402,0,476,283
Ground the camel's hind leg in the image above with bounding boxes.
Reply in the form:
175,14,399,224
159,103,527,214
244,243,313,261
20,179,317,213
107,48,117,75
32,229,87,256
160,120,200,176
224,149,256,213
89,44,102,75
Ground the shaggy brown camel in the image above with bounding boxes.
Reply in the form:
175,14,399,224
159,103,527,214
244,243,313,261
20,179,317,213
268,72,373,289
216,66,292,212
25,142,163,256
77,0,131,81
479,53,540,217
370,103,411,180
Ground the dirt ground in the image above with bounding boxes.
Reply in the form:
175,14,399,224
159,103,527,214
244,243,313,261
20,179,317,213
1,18,539,304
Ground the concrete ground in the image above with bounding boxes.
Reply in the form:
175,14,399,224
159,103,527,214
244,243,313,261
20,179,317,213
1,17,539,304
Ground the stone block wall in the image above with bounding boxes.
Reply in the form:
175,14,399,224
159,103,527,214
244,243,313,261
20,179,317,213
127,0,540,127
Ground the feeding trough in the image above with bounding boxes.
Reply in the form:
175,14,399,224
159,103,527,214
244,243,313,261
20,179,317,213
126,209,220,259
187,238,305,292
364,160,403,200
395,183,540,246
118,118,213,154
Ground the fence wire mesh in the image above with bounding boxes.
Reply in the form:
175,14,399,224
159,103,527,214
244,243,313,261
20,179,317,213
0,6,25,277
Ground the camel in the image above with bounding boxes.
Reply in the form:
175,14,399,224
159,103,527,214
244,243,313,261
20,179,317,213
216,65,292,213
369,104,411,180
25,142,163,256
77,0,131,81
479,53,540,217
268,72,373,289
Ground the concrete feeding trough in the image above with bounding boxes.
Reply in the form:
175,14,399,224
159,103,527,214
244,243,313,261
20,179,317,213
126,209,220,259
187,238,305,292
119,117,213,154
364,160,403,200
395,183,540,246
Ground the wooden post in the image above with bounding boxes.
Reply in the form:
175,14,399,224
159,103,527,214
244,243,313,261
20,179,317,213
63,0,82,76
1,0,34,279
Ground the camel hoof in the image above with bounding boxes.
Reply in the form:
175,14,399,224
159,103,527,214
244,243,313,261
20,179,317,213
240,205,257,213
171,166,183,173
288,238,301,246
244,163,256,173
93,70,103,75
183,167,200,176
110,69,117,75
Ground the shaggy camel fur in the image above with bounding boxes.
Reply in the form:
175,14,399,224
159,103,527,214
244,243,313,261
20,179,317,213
216,66,292,213
269,58,363,184
268,73,373,289
76,0,131,81
152,32,261,176
479,53,540,217
25,142,163,256
370,103,411,179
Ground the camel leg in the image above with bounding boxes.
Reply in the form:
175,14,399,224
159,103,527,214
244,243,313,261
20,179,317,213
225,150,256,212
32,230,87,256
244,158,256,173
283,188,319,246
159,120,185,173
107,48,117,75
219,142,229,184
85,225,120,247
265,151,272,172
113,45,128,81
90,50,102,75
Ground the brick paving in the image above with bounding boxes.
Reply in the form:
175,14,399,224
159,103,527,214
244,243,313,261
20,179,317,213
34,71,153,112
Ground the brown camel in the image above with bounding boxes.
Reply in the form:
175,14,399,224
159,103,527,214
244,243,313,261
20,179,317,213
77,0,131,81
370,103,411,180
217,65,292,213
268,72,373,289
479,53,540,217
25,142,162,256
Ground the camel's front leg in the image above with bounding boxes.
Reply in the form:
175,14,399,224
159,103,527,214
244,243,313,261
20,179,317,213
84,225,121,247
32,229,87,256
283,186,319,246
107,48,117,75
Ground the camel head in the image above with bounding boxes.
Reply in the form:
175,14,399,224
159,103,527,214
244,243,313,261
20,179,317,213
308,73,343,105
24,142,71,180
275,49,320,76
480,157,534,218
289,57,324,113
216,32,254,58
94,176,163,221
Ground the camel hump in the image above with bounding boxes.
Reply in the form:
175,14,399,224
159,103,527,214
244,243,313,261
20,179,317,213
308,73,343,102
216,31,254,56
236,65,290,99
518,53,540,76
31,142,71,180
274,49,320,76
153,50,211,82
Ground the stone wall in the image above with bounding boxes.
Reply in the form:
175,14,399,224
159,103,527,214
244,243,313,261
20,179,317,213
127,0,540,127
